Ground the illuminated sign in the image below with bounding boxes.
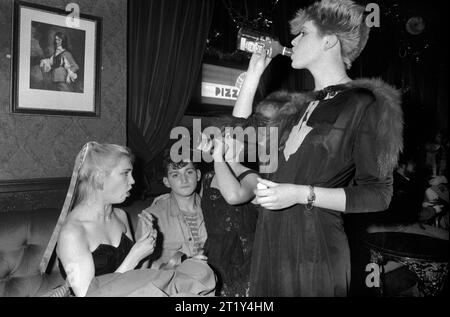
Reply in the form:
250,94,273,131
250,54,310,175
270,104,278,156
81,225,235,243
201,82,239,101
199,64,246,107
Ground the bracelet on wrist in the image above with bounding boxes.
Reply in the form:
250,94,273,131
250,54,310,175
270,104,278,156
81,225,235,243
305,185,316,210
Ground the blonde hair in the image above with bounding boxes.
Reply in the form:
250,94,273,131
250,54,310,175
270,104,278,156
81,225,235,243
75,142,133,205
290,0,370,69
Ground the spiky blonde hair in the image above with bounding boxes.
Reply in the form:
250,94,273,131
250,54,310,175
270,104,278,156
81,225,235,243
290,0,370,69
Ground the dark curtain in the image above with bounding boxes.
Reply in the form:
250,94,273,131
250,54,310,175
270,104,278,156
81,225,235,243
128,0,215,177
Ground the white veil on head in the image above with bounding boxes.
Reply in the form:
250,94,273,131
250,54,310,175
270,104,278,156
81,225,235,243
39,142,92,274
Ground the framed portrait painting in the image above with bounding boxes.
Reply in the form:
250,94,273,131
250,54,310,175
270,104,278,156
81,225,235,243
11,1,102,116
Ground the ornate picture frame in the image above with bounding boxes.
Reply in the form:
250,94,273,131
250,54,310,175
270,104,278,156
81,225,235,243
11,1,102,116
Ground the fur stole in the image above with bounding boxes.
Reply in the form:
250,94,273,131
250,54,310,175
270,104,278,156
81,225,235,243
252,78,403,178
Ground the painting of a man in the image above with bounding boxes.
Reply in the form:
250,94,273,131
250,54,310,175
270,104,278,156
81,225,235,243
30,22,85,93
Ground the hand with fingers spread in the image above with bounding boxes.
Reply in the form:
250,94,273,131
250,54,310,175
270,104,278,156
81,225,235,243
254,177,303,210
223,134,245,163
212,133,245,164
211,137,226,162
196,133,213,154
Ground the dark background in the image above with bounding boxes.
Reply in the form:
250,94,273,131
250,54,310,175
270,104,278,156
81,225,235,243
202,0,448,157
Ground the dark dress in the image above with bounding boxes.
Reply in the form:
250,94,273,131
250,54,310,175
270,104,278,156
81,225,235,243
91,233,134,275
59,233,216,296
59,232,133,279
249,87,394,296
202,170,259,296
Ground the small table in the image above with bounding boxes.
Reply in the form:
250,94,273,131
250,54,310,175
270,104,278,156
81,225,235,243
365,232,449,296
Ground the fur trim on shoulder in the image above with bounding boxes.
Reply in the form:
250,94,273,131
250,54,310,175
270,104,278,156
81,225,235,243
348,78,403,177
254,90,316,149
253,78,403,178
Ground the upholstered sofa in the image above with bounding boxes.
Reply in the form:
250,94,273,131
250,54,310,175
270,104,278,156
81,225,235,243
0,206,142,297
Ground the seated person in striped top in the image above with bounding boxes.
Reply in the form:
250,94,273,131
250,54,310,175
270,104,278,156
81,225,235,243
136,151,207,270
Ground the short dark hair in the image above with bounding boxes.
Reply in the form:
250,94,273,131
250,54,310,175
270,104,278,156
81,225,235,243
162,148,196,176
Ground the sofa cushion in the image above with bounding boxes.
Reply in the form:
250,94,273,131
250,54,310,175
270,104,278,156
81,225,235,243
0,208,65,297
0,204,144,297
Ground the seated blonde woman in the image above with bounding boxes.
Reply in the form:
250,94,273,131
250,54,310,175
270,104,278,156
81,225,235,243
55,142,215,297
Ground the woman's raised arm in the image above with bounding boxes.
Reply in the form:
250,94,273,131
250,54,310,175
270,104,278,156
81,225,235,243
232,52,272,119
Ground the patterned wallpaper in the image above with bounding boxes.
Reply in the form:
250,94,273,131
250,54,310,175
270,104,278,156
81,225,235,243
0,0,127,180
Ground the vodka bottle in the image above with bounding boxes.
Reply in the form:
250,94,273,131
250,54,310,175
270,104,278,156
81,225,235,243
237,27,293,58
